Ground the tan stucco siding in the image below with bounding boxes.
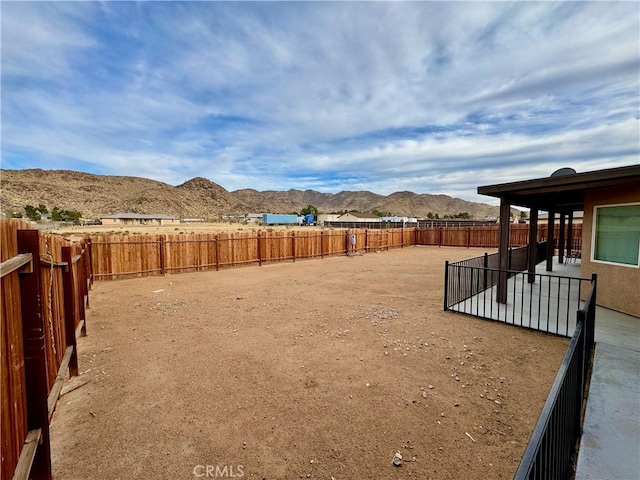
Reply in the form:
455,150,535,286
100,218,120,226
582,185,640,317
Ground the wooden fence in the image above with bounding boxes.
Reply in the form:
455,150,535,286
1,219,92,480
88,225,582,280
416,224,582,249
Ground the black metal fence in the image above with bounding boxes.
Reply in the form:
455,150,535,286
445,264,590,337
443,243,548,319
514,274,597,480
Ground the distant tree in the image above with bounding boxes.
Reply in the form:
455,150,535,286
51,206,62,221
300,205,319,216
50,207,82,223
520,211,528,219
37,204,48,214
427,212,434,219
372,209,386,217
24,205,41,221
8,211,22,218
64,210,82,223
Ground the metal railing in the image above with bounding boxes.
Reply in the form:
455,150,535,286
445,264,590,337
514,274,597,480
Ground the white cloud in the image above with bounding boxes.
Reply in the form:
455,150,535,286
1,1,638,203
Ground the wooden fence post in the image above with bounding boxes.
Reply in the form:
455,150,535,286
61,247,80,375
345,230,349,256
257,232,261,267
87,237,94,287
215,235,220,270
17,229,53,480
320,231,324,259
159,235,165,275
82,245,90,310
467,228,471,248
291,231,296,262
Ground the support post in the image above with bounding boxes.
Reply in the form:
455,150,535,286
546,208,555,272
527,208,538,283
497,199,510,303
566,211,574,259
17,229,53,480
558,212,566,264
483,252,488,290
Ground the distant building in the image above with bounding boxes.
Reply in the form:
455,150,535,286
381,216,418,224
100,213,180,226
316,214,341,226
246,213,263,224
336,212,381,223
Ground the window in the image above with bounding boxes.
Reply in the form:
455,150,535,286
592,203,640,267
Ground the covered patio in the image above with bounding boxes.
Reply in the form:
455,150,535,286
477,164,640,314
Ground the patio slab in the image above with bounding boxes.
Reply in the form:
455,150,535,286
575,331,640,480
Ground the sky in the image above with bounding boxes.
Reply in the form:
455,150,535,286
1,1,639,205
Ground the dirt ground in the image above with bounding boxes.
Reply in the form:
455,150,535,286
50,246,568,480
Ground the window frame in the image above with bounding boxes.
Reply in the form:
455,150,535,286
590,202,640,269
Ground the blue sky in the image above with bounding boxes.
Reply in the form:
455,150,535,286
1,1,639,205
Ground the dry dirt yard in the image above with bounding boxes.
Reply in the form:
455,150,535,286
50,246,567,480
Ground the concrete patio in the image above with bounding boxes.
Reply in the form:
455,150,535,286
575,305,640,480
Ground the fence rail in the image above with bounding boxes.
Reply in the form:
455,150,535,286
1,219,92,480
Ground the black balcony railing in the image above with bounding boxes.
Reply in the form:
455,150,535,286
514,274,597,480
444,245,588,338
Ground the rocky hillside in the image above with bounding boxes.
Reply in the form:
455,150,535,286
0,169,500,220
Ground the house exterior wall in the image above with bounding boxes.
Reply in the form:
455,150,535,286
336,213,380,222
582,185,640,317
100,216,180,226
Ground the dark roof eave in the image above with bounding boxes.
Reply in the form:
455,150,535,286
477,165,640,209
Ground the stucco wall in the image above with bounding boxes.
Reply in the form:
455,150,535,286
582,185,640,317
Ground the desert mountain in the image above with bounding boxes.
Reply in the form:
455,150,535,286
0,169,500,220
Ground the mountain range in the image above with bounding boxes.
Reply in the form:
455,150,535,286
0,169,501,220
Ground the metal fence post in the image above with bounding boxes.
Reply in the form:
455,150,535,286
483,253,488,290
443,261,449,311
